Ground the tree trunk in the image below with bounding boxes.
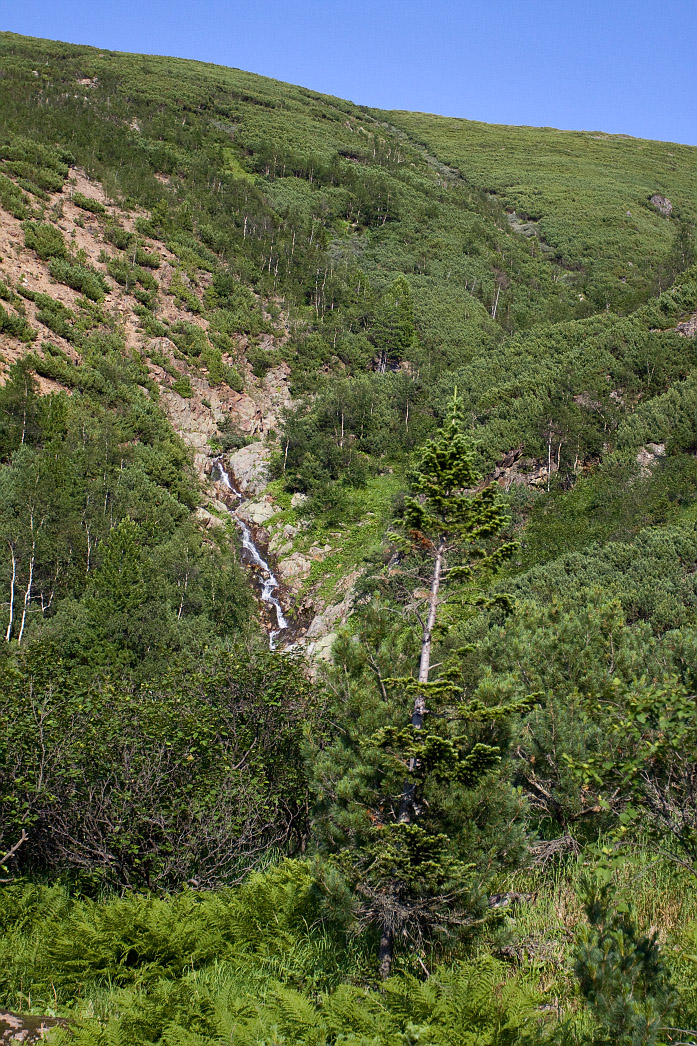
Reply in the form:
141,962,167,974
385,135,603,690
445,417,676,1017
418,536,445,688
399,536,446,823
378,927,394,980
5,543,16,643
17,547,35,646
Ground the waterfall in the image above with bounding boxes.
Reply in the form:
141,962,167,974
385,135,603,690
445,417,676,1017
212,458,288,650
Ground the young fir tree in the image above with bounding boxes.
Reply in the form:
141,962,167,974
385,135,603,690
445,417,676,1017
314,393,532,977
573,876,676,1046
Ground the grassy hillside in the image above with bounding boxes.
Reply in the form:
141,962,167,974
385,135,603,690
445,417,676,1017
387,109,697,310
1,30,697,1046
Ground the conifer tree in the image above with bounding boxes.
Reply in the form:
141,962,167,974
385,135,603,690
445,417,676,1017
314,394,531,977
574,876,676,1046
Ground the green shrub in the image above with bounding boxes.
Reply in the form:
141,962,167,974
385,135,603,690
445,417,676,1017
134,245,161,268
0,278,16,303
23,221,67,260
103,221,133,250
139,312,168,338
16,177,48,200
106,255,158,294
170,321,208,358
222,364,244,392
48,258,109,302
0,174,29,218
5,161,65,192
172,373,193,397
0,303,36,342
0,135,70,176
248,343,282,378
71,190,106,214
169,271,201,313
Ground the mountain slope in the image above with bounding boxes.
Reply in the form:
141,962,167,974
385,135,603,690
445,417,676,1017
0,29,696,647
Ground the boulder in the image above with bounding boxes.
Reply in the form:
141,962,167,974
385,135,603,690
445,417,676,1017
636,442,666,477
238,498,277,525
307,632,337,662
277,553,312,583
226,441,270,496
195,507,225,530
1,1011,69,1045
650,193,673,216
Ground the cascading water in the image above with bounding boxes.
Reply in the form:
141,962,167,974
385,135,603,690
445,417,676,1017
212,457,288,649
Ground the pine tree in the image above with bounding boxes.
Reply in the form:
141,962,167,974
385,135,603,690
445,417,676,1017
573,876,676,1046
314,394,532,977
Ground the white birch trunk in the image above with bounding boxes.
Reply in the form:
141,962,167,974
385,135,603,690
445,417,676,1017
5,543,16,643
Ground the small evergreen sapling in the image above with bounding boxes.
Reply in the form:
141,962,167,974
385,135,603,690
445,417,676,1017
573,875,676,1046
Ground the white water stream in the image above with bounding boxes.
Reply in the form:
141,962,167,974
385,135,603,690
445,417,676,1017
213,458,288,649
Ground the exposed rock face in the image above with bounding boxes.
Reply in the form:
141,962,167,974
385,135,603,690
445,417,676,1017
636,442,666,476
676,313,697,338
650,193,673,216
237,497,276,525
226,442,270,496
195,506,225,530
277,552,313,590
0,1011,68,1044
492,447,556,489
306,632,337,663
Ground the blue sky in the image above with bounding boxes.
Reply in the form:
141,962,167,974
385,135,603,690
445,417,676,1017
5,0,697,145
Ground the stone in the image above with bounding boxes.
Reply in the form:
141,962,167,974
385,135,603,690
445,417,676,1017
650,193,673,216
238,498,276,525
636,443,666,476
290,492,309,509
277,553,312,582
226,441,270,496
676,313,697,338
0,1011,68,1045
195,507,225,530
307,632,337,661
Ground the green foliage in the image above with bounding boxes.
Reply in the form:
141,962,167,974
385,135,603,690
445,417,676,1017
169,271,202,312
172,372,193,397
0,652,312,887
0,875,550,1044
48,256,109,301
2,30,697,1042
23,219,67,259
71,190,106,214
0,302,36,342
0,172,30,217
572,876,676,1045
103,219,133,249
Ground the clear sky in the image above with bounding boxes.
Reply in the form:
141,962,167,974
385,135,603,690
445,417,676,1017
5,0,697,146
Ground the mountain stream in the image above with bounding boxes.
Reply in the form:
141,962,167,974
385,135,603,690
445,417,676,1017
212,458,289,649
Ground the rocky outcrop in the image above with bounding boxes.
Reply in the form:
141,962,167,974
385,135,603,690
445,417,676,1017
676,313,697,338
195,506,225,530
492,447,556,489
277,552,313,591
237,496,276,525
636,442,665,477
650,193,673,216
226,442,270,496
0,1012,68,1044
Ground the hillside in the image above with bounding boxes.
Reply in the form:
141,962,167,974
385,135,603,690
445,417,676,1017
1,30,697,1046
